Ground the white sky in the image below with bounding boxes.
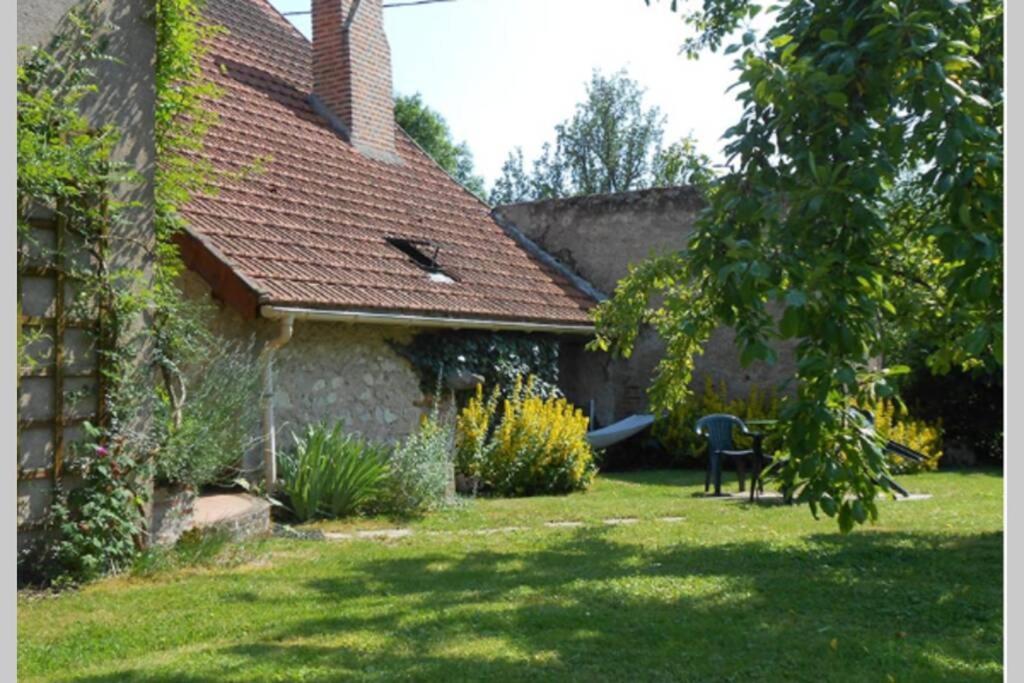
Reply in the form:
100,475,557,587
268,0,746,189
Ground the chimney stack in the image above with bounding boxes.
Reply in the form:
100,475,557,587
311,0,400,163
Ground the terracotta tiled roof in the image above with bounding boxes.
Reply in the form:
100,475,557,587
179,0,595,327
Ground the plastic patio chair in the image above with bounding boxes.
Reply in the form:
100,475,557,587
695,413,767,499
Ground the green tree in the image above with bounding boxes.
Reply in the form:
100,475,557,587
395,93,486,198
652,133,717,190
594,0,1003,530
558,69,665,194
489,147,532,205
492,69,680,203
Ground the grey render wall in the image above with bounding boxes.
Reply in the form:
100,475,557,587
180,272,428,474
17,0,155,536
495,187,797,426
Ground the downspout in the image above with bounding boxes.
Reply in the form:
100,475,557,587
261,314,294,491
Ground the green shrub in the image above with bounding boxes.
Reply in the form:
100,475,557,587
25,422,152,587
155,337,262,490
385,405,455,516
393,330,562,398
456,376,595,497
278,422,390,522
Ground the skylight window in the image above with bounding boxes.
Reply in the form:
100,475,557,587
386,237,457,282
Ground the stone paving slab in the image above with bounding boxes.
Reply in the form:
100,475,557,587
894,493,933,502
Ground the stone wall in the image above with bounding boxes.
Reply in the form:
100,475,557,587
271,323,426,446
496,187,798,426
180,271,427,467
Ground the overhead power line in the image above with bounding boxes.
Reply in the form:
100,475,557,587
282,0,456,15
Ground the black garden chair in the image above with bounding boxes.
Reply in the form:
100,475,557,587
695,413,769,499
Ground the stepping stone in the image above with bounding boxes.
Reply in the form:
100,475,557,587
544,520,584,528
700,491,784,501
658,516,685,523
356,528,413,540
894,493,932,502
472,526,526,535
603,517,638,525
273,524,326,540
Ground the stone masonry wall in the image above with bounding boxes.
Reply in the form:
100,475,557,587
271,323,425,446
496,187,798,426
180,271,426,466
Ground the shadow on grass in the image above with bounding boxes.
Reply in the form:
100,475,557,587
67,526,1003,683
598,469,705,487
941,467,1004,478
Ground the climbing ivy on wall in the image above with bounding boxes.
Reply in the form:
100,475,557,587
394,331,562,398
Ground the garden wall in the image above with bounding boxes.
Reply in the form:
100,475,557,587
17,0,156,544
495,187,798,426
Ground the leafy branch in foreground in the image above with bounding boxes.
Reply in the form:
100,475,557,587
604,0,1002,530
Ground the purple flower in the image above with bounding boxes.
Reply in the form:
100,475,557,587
94,445,109,458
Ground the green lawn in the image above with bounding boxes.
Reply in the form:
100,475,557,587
18,470,1003,682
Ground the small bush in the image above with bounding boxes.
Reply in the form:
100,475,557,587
278,422,390,522
457,376,595,497
155,337,262,490
19,422,152,588
863,399,943,474
385,404,456,516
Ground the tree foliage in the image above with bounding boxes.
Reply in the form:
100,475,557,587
595,0,1003,530
652,133,718,191
557,69,665,195
490,70,709,205
395,93,486,198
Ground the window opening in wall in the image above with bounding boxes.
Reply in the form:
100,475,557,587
386,237,457,282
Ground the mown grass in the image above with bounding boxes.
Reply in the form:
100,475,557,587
18,469,1003,682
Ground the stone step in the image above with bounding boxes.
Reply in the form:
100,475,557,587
149,491,271,547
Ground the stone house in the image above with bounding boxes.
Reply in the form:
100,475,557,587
17,0,794,541
176,0,598,483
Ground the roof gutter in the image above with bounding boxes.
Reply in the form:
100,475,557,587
261,305,595,335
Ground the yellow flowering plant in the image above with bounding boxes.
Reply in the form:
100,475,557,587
861,399,943,474
455,376,595,496
455,383,501,478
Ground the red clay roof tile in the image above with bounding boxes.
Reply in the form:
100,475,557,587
180,0,595,326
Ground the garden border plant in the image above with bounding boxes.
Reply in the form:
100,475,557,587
455,375,596,497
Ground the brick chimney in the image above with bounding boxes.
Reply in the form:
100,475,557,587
311,0,400,163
